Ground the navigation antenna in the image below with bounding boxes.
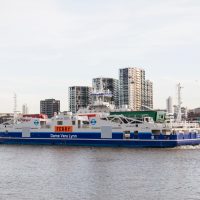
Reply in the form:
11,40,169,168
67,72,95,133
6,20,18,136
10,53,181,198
14,93,17,124
176,83,183,123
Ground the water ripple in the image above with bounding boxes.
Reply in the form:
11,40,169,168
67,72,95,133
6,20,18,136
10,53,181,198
0,145,200,200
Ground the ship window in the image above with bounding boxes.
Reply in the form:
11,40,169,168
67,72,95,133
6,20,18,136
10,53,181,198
72,121,76,125
40,121,46,126
57,121,63,125
82,121,89,125
78,120,81,128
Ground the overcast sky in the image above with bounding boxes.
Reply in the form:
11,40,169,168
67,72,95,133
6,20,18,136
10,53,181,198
0,0,200,113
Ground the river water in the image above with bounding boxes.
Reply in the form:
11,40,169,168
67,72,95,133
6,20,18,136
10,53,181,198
0,145,200,200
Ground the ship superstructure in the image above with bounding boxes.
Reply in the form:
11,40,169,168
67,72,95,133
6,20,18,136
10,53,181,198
78,78,116,114
0,111,200,147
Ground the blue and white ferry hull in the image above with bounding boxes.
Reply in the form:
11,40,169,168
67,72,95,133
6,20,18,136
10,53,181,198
0,131,200,148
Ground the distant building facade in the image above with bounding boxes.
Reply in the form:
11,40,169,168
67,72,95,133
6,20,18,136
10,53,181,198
166,96,173,114
40,99,60,118
69,86,92,113
119,67,153,111
92,77,119,107
187,108,200,121
142,80,153,110
22,104,29,114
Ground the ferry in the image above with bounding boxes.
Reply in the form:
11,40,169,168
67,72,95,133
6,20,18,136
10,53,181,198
1,82,199,148
0,112,200,147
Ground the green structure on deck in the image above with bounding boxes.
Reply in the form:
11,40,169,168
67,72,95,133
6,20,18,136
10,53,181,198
110,111,166,122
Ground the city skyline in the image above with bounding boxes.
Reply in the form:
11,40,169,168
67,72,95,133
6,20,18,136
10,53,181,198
0,0,200,113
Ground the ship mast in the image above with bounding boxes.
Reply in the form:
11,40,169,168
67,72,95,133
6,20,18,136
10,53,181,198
176,83,183,123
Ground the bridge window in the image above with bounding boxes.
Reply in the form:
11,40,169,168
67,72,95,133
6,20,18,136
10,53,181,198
57,121,63,125
82,121,89,125
40,121,46,126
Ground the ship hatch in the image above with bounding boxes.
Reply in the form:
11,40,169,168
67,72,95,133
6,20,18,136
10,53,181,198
101,126,112,138
22,127,31,138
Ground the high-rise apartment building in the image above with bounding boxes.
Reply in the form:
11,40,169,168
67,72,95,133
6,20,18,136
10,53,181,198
92,77,119,107
145,80,153,110
22,104,28,114
69,86,92,113
119,67,153,111
166,96,173,114
40,99,60,118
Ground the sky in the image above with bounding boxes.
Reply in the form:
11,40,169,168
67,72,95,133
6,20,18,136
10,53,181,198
0,0,200,113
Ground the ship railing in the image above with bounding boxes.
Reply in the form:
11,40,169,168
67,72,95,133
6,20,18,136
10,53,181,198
0,119,14,126
102,115,148,125
163,121,199,129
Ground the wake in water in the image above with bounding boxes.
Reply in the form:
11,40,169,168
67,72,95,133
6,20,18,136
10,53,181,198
174,145,200,150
